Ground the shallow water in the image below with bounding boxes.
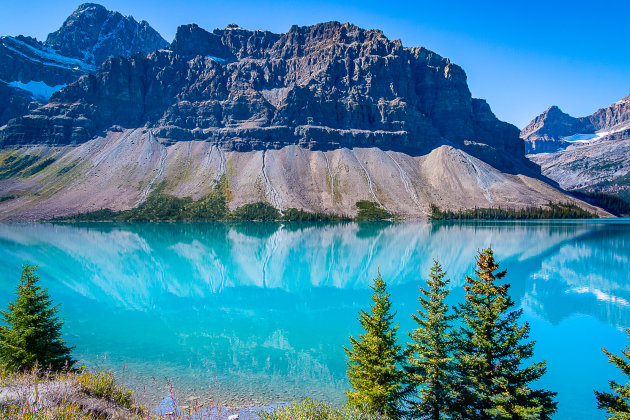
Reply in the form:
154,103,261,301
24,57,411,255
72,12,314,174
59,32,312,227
0,220,628,419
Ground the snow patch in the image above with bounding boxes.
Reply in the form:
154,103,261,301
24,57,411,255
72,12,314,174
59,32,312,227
8,80,66,101
561,125,629,145
562,133,598,143
2,36,96,72
207,56,226,62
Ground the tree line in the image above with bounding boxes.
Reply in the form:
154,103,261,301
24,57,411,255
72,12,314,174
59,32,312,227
51,176,394,222
429,203,597,220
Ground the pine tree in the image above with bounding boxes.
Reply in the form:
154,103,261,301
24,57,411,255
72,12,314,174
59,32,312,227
454,248,557,419
595,328,630,418
345,271,407,418
0,264,75,372
407,259,456,419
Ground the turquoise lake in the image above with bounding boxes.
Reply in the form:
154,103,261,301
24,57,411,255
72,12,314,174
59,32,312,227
0,220,629,419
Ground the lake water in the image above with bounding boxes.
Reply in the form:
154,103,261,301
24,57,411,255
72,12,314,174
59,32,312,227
0,220,629,419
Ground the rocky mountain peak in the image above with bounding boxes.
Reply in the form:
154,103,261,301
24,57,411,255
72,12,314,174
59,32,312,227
1,20,529,175
520,105,595,153
45,2,168,65
523,93,630,154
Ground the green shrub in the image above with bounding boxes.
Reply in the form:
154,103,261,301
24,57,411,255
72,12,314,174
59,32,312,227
230,202,281,221
355,201,392,221
0,154,39,179
57,160,79,176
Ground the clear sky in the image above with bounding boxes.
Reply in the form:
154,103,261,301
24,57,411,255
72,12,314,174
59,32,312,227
2,0,629,129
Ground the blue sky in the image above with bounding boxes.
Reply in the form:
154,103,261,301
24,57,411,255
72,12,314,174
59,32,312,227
2,0,629,128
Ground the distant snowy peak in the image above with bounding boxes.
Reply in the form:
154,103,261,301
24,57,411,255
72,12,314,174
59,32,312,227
522,93,630,153
0,3,167,125
45,3,168,66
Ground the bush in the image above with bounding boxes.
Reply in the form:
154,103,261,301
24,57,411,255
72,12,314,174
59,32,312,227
230,202,281,221
355,201,392,220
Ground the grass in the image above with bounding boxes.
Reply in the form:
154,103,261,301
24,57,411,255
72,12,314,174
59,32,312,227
57,161,79,176
22,158,56,177
0,153,58,180
259,399,390,420
0,365,146,419
0,154,39,179
76,370,136,411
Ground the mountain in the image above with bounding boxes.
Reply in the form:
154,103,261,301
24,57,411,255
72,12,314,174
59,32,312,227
2,22,524,159
0,15,607,220
0,3,167,125
524,94,630,200
521,94,630,153
45,3,168,66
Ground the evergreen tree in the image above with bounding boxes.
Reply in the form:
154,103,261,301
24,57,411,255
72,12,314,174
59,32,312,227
595,328,630,418
407,259,456,419
454,248,557,419
345,271,407,418
0,264,75,372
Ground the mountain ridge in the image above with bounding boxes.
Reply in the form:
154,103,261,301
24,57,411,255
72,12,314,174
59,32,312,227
524,94,630,200
521,94,630,153
0,5,609,220
1,20,526,169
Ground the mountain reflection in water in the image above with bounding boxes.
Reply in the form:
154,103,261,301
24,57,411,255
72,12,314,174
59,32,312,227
0,220,628,419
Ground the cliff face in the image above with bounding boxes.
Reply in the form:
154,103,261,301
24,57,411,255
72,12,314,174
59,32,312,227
0,3,166,125
0,22,525,171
